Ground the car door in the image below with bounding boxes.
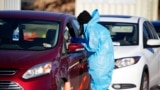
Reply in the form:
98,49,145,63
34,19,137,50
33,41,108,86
68,51,87,90
63,19,88,89
147,21,160,85
69,19,90,90
77,53,90,90
143,21,160,85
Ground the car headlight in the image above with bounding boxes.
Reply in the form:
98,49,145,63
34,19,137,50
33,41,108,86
115,56,140,68
22,62,52,79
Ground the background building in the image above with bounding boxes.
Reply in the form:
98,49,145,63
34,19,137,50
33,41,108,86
0,0,21,10
75,0,160,20
0,0,160,20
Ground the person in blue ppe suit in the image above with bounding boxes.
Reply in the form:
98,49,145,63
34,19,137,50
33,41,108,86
72,9,114,90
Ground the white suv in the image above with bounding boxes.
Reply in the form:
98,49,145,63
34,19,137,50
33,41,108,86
99,15,160,90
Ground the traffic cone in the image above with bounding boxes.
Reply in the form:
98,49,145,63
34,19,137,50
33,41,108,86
64,81,71,90
78,75,90,90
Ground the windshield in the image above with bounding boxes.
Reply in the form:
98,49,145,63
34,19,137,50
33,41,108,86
0,19,59,50
99,22,138,46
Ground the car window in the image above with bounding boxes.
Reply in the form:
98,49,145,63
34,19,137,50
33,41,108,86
143,24,149,45
67,19,80,38
0,19,60,50
151,21,160,38
99,22,138,46
62,26,70,55
146,21,159,39
143,22,153,39
143,21,160,48
143,22,156,48
143,21,159,39
71,19,80,33
154,26,160,37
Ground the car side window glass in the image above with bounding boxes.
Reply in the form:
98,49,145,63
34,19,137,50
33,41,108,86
146,22,159,39
143,22,153,39
68,19,80,38
153,23,160,37
143,23,149,47
62,41,67,56
72,19,80,31
62,26,71,56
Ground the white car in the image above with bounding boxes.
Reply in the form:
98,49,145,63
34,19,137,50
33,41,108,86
99,15,160,90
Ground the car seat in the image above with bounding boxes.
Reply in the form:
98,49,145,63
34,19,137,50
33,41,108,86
45,29,57,46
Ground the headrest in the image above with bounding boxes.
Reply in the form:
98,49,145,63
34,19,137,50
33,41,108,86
46,29,56,44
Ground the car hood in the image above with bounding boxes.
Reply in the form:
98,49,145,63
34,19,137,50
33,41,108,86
114,46,140,59
0,49,59,68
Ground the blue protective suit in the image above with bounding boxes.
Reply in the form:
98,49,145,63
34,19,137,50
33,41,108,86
74,9,114,90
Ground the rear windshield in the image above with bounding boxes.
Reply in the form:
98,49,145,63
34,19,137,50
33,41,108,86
0,19,59,50
99,22,138,46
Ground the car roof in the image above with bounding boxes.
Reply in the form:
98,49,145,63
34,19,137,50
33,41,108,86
0,10,74,21
100,15,143,23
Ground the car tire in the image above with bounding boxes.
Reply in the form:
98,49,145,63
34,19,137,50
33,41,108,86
140,71,149,90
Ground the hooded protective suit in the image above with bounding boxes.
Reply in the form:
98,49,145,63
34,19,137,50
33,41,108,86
75,9,114,90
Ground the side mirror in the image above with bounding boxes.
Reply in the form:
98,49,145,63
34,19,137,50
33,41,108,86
147,39,160,46
68,43,84,52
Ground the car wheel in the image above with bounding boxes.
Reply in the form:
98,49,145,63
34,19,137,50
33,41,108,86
140,72,149,90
